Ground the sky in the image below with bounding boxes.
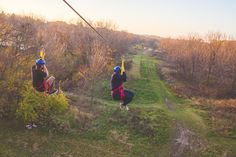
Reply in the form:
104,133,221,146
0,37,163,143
0,0,236,37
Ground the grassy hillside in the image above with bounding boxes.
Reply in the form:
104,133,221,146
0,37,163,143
0,52,235,157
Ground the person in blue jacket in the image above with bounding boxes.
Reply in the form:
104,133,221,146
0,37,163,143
111,66,134,110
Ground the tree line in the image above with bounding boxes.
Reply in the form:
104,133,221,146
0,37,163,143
160,33,236,98
0,12,149,117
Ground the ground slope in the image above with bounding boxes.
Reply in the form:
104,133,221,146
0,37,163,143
0,52,235,157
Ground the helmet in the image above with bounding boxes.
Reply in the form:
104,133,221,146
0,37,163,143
36,58,46,65
114,66,121,73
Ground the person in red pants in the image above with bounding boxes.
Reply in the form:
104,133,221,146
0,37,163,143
32,58,58,94
111,66,134,110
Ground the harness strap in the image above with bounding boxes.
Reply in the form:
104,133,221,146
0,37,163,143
112,85,125,100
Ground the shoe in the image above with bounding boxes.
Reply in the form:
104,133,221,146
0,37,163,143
125,106,129,111
26,124,32,130
32,123,37,128
48,89,58,95
120,103,124,109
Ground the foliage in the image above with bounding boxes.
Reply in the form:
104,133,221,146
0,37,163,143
160,33,236,98
0,79,22,118
16,82,68,125
0,52,235,157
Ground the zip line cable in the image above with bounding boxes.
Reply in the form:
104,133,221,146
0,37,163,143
62,0,106,42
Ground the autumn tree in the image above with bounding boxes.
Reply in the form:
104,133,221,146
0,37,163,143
78,41,112,105
160,32,236,98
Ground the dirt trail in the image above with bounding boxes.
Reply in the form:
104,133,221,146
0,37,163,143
170,123,206,157
165,98,206,157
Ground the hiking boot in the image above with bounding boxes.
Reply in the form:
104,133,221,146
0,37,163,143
125,105,129,111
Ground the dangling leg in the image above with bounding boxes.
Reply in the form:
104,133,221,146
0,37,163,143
45,76,57,94
123,90,134,110
112,92,124,109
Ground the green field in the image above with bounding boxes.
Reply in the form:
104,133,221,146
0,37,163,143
0,52,235,157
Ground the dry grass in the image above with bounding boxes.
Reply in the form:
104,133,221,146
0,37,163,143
193,98,236,138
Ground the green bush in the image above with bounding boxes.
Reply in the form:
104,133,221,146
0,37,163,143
16,82,69,126
0,80,20,118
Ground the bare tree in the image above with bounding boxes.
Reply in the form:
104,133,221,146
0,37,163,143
80,41,111,105
160,32,236,98
205,32,225,83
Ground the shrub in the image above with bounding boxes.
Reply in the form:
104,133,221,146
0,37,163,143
16,82,69,126
0,80,20,118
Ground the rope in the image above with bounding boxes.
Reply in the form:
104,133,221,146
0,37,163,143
62,0,107,42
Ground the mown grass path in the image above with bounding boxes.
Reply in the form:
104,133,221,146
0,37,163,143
126,53,181,106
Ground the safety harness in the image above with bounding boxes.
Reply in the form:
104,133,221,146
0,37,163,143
112,85,125,100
